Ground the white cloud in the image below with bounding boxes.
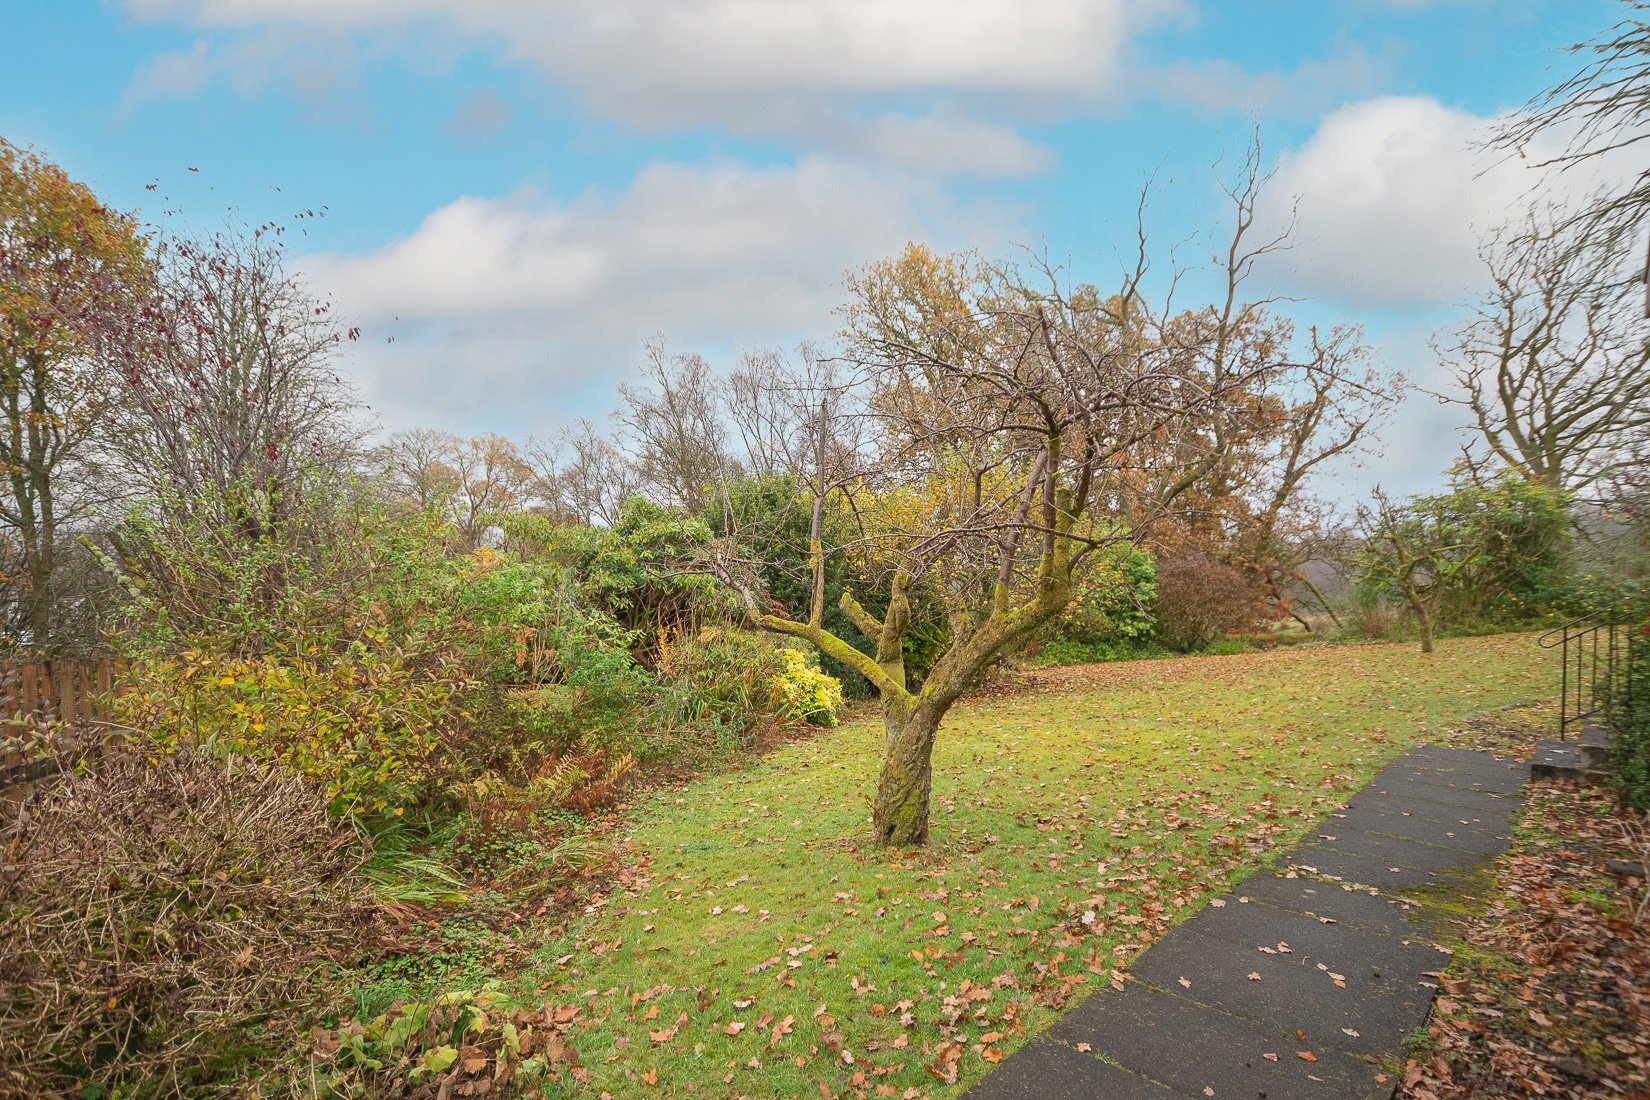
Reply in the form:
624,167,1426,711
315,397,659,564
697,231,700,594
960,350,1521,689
123,0,1185,173
299,157,1011,435
1148,44,1393,116
130,0,1150,97
1260,95,1641,308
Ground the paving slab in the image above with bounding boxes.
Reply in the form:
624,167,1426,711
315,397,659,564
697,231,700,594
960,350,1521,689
1370,759,1525,796
1048,982,1392,1100
1324,806,1510,853
960,1038,1180,1099
1227,872,1428,936
1129,921,1442,1059
1289,827,1486,875
1159,889,1441,966
1284,842,1462,888
1330,791,1517,829
1399,744,1523,771
1349,775,1517,813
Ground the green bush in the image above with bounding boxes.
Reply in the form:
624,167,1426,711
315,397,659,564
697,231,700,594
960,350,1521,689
632,628,785,757
1026,637,1167,667
770,647,845,726
449,551,647,706
0,748,374,1095
1609,616,1650,810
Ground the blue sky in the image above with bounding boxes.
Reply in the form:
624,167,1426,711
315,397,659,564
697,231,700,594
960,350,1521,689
3,0,1633,494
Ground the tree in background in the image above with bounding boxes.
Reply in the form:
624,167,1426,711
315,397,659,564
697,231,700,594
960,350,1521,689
617,336,732,514
109,227,365,532
1355,469,1570,653
0,138,149,654
1441,206,1650,503
1100,144,1398,629
99,226,369,646
380,429,537,548
544,418,640,527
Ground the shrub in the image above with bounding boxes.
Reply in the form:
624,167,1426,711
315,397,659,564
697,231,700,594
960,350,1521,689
1152,557,1260,652
632,628,786,756
770,647,845,727
448,553,645,703
1046,543,1157,645
1609,615,1650,810
0,748,374,1095
113,646,471,819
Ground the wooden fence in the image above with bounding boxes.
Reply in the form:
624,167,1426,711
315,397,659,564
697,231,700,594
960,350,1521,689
0,658,124,726
1,658,125,798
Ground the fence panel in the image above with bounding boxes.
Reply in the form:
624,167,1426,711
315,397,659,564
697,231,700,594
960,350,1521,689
0,658,123,725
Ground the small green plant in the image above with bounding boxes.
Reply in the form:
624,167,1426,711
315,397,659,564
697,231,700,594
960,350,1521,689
315,982,581,1097
770,646,844,726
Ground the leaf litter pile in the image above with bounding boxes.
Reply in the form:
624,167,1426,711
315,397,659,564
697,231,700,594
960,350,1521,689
1398,781,1649,1100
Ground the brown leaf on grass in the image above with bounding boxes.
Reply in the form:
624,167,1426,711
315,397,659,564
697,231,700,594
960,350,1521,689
649,1011,687,1045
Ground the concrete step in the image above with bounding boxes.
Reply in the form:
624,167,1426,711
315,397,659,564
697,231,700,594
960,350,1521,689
1531,739,1609,785
1579,721,1613,770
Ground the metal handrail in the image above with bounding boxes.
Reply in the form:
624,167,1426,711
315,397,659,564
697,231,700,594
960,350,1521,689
1538,609,1626,739
1539,610,1605,649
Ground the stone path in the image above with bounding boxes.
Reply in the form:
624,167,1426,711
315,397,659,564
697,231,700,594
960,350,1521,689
964,744,1528,1100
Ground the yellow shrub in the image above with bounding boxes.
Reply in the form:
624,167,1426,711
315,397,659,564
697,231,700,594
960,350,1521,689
114,649,473,819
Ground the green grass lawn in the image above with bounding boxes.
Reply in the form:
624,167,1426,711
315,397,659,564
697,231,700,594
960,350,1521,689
451,635,1553,1098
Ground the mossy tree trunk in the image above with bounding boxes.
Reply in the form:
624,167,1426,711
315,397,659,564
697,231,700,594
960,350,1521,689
746,505,1078,848
873,702,940,846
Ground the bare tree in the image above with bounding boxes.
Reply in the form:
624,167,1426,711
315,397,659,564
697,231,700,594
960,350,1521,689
1441,205,1650,502
617,336,732,512
1494,1,1650,259
378,429,536,547
108,228,366,540
546,418,640,527
378,427,461,514
1142,144,1399,625
726,345,833,482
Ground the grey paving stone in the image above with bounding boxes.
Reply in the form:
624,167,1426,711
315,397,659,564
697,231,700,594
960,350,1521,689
1128,920,1443,1059
1332,791,1517,831
1050,983,1393,1100
1227,872,1427,936
1289,827,1487,874
1373,759,1525,796
965,1038,1180,1099
1169,889,1445,972
1325,806,1510,853
1353,775,1517,812
1404,744,1524,771
1284,842,1464,888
